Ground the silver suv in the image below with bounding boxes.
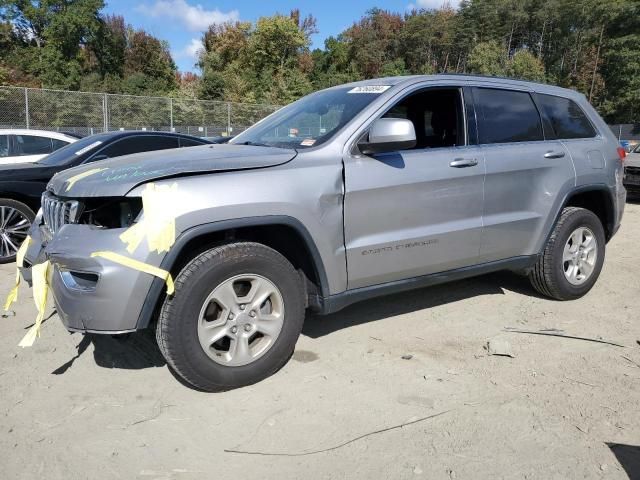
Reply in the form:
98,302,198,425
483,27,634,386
23,75,627,391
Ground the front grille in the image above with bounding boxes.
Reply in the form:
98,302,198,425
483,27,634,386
625,166,640,176
41,192,80,235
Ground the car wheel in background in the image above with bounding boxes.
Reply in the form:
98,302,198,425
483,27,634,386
0,199,35,264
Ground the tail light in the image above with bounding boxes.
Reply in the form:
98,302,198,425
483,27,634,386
617,146,626,162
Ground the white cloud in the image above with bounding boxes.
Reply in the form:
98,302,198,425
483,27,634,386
137,0,239,32
407,0,462,10
183,38,204,58
172,38,203,61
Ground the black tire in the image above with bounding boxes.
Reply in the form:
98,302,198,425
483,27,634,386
529,207,605,300
156,242,305,392
0,198,35,264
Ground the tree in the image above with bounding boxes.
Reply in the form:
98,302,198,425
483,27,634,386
508,49,546,81
1,0,104,89
467,40,507,76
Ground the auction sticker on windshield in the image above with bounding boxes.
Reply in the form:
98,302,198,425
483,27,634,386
348,86,391,94
75,141,103,155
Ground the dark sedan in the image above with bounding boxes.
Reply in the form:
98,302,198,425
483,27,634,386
0,131,211,263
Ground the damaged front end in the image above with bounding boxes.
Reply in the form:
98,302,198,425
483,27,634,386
22,189,167,335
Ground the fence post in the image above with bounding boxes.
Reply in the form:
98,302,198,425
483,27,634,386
227,103,231,136
24,88,30,129
169,98,173,132
103,94,108,132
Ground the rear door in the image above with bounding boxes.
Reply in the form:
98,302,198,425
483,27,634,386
534,93,603,185
8,134,55,164
473,87,574,262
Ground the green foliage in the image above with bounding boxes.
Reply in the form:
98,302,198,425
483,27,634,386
1,0,639,122
467,41,507,76
1,1,175,95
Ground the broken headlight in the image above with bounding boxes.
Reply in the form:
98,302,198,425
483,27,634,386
77,197,143,229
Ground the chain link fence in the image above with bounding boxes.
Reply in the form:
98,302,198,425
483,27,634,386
0,85,280,137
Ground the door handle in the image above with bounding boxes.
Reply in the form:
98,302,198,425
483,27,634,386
544,150,566,159
449,158,478,168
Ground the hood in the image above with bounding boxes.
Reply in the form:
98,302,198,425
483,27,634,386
0,162,60,182
48,144,297,197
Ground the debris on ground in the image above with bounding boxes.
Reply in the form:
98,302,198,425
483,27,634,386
503,327,626,348
486,339,515,358
401,354,413,360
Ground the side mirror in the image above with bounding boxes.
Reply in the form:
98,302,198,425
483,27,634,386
358,118,416,155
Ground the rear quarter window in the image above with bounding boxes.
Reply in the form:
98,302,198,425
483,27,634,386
474,88,544,144
535,94,597,139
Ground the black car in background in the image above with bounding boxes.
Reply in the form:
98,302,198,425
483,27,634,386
0,131,211,263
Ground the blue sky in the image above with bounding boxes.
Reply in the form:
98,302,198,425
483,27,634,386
103,0,461,72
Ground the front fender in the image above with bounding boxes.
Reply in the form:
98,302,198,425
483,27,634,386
134,216,332,329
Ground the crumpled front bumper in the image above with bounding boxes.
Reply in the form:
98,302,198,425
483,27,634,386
24,222,163,334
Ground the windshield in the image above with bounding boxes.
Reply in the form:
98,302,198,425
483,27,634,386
38,134,109,165
634,144,640,153
231,86,390,149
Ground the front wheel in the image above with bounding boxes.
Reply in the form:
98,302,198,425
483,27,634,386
0,199,35,264
156,242,306,392
529,207,606,300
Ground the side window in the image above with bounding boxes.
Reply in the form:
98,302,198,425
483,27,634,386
474,88,543,144
14,135,54,155
51,138,71,151
536,94,597,139
96,136,179,160
381,88,464,149
0,135,9,157
179,137,207,147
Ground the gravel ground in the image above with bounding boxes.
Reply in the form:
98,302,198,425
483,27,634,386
1,202,639,480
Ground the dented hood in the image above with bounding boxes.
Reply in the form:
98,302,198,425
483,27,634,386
48,144,297,197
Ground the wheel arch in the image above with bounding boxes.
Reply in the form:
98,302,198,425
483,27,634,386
0,189,40,214
135,216,330,330
562,185,615,240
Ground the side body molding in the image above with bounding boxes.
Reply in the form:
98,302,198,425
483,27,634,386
135,215,330,329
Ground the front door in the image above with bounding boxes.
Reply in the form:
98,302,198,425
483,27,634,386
344,87,485,289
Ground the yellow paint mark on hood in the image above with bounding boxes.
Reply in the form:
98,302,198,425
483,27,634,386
65,167,108,192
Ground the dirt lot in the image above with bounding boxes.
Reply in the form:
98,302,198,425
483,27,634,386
1,203,639,480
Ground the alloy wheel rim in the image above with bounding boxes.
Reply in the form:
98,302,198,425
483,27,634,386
562,226,597,286
197,274,285,367
0,206,30,260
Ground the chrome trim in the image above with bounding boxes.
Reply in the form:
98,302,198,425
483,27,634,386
41,192,81,235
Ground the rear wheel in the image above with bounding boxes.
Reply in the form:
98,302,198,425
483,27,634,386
529,207,605,300
156,242,305,392
0,199,34,264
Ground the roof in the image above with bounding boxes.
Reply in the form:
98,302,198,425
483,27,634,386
90,130,212,142
0,129,79,141
332,74,581,98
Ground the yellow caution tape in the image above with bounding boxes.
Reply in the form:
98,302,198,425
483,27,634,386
3,236,31,311
18,260,50,347
91,251,174,295
65,167,108,192
120,182,179,254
